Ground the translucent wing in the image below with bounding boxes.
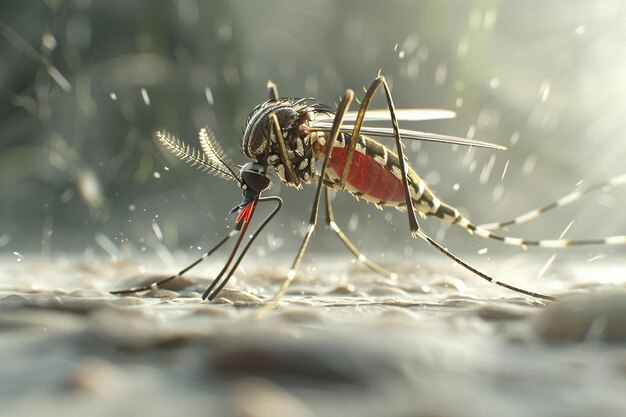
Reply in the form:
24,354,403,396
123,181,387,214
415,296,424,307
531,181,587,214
307,123,506,150
315,108,456,122
154,130,240,181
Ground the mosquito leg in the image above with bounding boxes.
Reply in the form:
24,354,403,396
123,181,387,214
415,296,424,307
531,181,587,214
415,229,555,300
373,75,554,301
268,112,300,188
204,196,283,300
267,80,279,101
324,76,422,278
337,77,387,192
254,90,356,316
324,187,400,280
336,76,421,235
459,215,626,248
478,174,626,230
110,222,243,295
200,218,252,299
203,108,283,300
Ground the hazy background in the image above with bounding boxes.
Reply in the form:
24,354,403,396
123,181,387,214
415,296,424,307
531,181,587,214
1,0,626,269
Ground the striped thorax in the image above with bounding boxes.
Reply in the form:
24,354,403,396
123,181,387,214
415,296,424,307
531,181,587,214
241,98,329,187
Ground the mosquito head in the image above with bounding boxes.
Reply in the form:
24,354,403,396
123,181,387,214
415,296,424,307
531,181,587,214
240,162,271,195
229,162,272,217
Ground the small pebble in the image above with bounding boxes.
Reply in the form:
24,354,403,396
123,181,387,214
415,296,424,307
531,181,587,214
216,289,263,304
229,377,313,417
328,283,357,295
193,305,237,318
212,297,235,305
68,289,111,297
143,289,180,299
275,307,324,324
66,358,123,395
110,296,146,307
1,294,28,304
376,307,420,324
475,304,533,321
533,291,626,343
184,291,202,298
366,286,410,297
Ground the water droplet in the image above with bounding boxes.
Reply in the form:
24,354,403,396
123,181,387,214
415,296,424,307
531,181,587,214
152,222,163,241
204,87,214,105
539,80,551,102
522,154,538,176
483,7,497,30
0,234,11,248
140,88,150,106
479,154,497,184
435,63,447,85
217,23,232,41
501,159,510,181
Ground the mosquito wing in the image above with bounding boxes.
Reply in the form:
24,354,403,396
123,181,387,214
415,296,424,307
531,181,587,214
315,108,456,122
154,130,241,181
308,123,506,150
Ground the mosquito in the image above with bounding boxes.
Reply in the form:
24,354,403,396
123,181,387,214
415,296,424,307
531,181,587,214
112,76,626,310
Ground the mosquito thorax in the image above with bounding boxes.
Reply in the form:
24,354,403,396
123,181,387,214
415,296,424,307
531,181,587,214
241,99,321,188
242,101,301,158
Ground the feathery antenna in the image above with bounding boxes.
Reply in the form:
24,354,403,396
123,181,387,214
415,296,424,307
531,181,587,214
154,130,240,181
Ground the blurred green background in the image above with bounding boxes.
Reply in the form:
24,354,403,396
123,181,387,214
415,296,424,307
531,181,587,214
1,0,625,267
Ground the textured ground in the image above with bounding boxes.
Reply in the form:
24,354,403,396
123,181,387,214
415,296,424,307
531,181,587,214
1,255,626,417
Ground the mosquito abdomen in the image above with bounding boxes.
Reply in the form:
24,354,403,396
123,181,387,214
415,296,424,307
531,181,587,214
323,133,461,222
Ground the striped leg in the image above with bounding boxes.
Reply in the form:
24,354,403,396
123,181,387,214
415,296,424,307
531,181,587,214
478,174,626,230
457,215,626,248
335,76,421,235
254,90,356,317
421,178,626,248
324,187,400,280
268,112,301,188
264,80,302,187
267,80,279,101
365,76,555,301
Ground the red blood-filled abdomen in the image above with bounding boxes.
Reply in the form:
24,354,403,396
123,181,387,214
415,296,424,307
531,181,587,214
327,147,405,203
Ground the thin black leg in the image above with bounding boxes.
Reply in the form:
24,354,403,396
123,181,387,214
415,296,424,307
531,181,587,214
254,89,356,316
110,223,242,295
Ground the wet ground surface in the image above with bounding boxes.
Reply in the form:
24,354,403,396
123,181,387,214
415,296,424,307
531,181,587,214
1,256,626,417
